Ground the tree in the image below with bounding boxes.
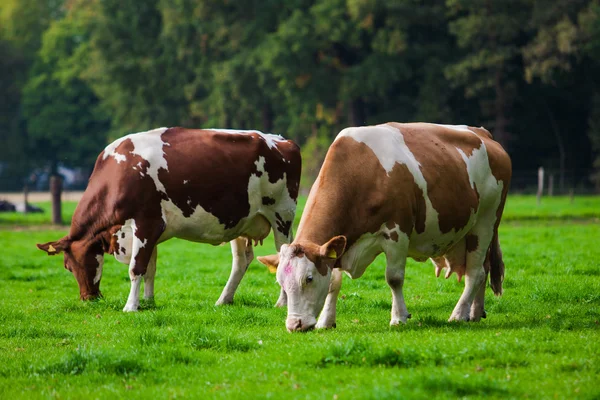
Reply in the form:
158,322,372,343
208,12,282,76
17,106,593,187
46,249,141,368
21,0,109,222
0,0,64,189
445,0,530,148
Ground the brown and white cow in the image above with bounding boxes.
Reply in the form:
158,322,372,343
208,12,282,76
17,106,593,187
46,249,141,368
258,123,511,331
37,127,301,311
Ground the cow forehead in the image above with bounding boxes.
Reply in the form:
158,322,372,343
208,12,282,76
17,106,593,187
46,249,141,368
205,128,286,149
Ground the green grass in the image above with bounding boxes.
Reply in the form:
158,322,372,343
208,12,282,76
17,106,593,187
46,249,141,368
503,195,600,220
0,196,599,399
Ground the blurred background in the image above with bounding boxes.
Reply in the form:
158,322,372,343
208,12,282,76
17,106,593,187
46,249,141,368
1,0,599,197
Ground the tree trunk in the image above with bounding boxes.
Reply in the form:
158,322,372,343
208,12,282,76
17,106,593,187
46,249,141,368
348,98,366,127
262,102,273,132
544,102,566,193
23,184,29,215
493,68,508,147
50,175,63,225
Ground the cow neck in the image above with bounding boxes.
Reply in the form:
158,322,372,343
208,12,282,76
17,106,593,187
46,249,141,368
69,186,112,242
295,175,357,248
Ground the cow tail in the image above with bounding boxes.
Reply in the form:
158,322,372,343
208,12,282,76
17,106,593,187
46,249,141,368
489,230,504,296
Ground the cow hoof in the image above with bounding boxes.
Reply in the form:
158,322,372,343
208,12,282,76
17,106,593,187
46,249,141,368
122,305,139,312
315,322,336,330
215,298,233,306
482,310,487,319
448,314,469,322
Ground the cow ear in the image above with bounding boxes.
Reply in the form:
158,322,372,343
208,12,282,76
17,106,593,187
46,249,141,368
257,254,280,273
37,237,70,256
320,235,346,260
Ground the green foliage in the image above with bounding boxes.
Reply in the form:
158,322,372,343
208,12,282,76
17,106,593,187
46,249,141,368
0,196,599,398
2,0,600,191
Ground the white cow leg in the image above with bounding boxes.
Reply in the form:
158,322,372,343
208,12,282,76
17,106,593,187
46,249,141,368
469,271,488,321
316,268,343,329
143,248,157,302
273,220,294,307
216,237,249,305
124,276,142,312
385,252,410,326
449,230,491,322
123,219,162,312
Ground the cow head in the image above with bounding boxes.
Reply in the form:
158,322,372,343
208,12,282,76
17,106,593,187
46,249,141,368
37,236,104,300
259,236,346,332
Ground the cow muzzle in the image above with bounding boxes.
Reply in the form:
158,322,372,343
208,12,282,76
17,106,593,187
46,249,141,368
286,316,316,332
80,291,102,301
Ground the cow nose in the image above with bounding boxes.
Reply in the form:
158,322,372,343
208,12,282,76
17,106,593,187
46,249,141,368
286,318,304,332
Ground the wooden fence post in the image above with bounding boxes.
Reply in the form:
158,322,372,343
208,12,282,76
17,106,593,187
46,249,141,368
23,184,29,215
537,167,544,206
50,175,63,225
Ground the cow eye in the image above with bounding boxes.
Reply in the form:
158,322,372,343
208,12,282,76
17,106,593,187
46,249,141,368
306,275,313,284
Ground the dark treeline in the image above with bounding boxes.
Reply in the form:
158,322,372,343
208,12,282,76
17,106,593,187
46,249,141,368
1,0,599,192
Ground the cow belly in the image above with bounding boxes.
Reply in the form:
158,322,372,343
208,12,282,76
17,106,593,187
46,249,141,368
159,198,271,245
407,214,476,260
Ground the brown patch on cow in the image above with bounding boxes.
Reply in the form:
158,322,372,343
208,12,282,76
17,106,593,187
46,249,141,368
291,238,345,277
389,231,399,242
388,123,480,234
157,128,300,229
465,234,479,253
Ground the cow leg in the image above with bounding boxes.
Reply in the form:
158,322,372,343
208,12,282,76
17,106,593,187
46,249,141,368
385,251,411,326
470,253,491,321
273,221,293,308
315,268,343,329
216,237,252,305
449,230,492,322
143,248,158,302
123,220,163,312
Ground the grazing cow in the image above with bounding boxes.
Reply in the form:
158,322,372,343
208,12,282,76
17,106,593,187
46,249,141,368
37,127,301,311
258,123,511,332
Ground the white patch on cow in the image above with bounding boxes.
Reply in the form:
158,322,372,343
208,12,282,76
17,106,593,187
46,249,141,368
455,143,504,237
183,180,189,184
433,124,472,133
93,254,104,284
102,127,169,193
336,125,418,176
207,128,287,150
130,219,148,263
112,219,148,266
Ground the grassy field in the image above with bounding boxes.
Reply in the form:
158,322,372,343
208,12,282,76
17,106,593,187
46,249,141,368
0,196,599,399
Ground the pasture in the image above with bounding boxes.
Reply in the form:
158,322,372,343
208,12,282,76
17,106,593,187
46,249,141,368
0,196,599,399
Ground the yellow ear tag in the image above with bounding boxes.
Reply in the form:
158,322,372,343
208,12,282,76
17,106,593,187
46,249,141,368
267,265,278,274
327,249,337,258
48,245,56,253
